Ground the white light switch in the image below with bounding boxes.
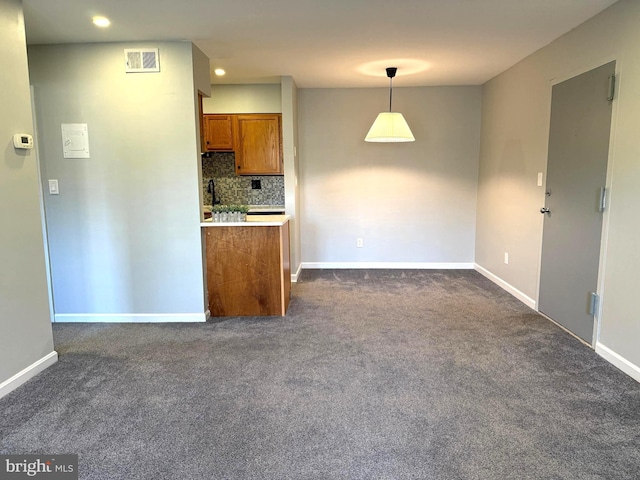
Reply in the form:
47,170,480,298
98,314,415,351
48,179,59,195
537,172,543,187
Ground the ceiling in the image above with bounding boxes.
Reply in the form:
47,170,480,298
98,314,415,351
22,0,618,88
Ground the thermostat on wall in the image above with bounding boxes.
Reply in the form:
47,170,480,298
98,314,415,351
13,133,34,149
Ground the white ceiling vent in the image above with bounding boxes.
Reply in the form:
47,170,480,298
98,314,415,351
124,48,160,73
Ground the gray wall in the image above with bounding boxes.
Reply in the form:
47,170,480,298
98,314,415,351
298,87,482,265
0,0,55,389
192,44,212,100
29,42,206,321
477,0,640,372
282,77,302,276
191,43,211,312
203,84,281,113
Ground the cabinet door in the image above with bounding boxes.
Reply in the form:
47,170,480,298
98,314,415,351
204,114,234,151
235,114,282,175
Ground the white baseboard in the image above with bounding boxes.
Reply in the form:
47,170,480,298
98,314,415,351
596,343,640,383
54,313,207,323
0,351,58,399
474,263,537,310
291,263,302,283
300,262,474,270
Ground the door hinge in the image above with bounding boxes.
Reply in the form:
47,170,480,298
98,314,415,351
607,74,616,101
599,187,607,212
588,292,600,316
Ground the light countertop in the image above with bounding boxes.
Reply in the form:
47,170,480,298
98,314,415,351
201,214,290,227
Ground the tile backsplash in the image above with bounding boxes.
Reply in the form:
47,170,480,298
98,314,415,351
202,152,285,206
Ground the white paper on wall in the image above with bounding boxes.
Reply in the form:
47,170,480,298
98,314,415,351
61,123,90,158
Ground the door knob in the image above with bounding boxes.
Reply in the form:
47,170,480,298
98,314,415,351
540,207,550,214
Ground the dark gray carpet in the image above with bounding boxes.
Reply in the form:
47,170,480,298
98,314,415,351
1,269,639,479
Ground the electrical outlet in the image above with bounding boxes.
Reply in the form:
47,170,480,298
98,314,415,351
251,179,261,190
504,252,509,264
356,237,364,248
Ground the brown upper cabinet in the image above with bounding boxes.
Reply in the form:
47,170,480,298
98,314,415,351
203,114,235,151
235,114,283,175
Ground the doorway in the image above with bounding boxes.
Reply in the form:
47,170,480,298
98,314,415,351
538,61,615,344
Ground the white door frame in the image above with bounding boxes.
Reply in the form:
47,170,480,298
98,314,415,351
30,86,56,323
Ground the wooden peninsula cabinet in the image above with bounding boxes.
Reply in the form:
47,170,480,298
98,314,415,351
203,216,291,316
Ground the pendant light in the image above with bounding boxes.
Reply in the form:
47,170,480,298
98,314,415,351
365,67,415,143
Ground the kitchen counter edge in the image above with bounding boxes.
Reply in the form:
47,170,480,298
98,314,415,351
201,215,290,227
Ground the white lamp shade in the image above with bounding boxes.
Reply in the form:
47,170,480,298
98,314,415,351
364,112,415,142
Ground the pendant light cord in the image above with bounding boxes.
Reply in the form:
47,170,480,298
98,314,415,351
386,67,397,112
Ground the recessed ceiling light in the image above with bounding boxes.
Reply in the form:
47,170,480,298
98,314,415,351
214,68,226,76
92,16,111,28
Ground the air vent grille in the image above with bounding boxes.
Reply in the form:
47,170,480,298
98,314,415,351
124,48,160,73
